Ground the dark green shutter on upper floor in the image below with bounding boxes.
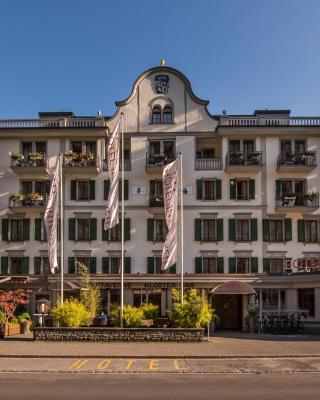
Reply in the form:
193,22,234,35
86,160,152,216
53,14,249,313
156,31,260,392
104,180,110,200
217,257,224,273
124,257,131,274
68,257,75,274
229,257,236,273
263,219,270,241
101,219,109,241
196,180,203,200
69,218,76,240
23,219,30,241
90,257,97,274
169,263,176,274
230,179,236,200
89,218,97,241
251,257,258,273
250,219,258,241
102,257,109,274
35,219,42,241
104,179,128,200
216,179,222,200
216,219,224,241
298,220,305,242
147,219,155,241
150,180,156,196
263,258,270,274
147,257,154,274
89,180,95,200
2,219,8,241
1,257,8,275
71,180,77,200
195,257,202,273
249,179,255,200
195,219,202,241
276,180,281,198
229,219,236,241
124,218,130,241
34,257,42,275
22,257,29,275
284,219,292,241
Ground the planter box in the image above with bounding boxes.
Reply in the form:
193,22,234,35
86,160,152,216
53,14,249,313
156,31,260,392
0,323,21,338
34,327,204,342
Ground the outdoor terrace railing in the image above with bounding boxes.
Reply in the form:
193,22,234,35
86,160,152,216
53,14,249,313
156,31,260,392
146,153,176,167
220,116,320,127
10,153,47,168
9,193,48,208
195,158,222,170
225,151,263,166
275,193,320,208
0,117,105,129
63,152,98,168
277,152,317,167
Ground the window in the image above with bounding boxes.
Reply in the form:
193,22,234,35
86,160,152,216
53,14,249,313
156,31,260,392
10,220,24,241
150,180,164,207
10,257,23,274
21,181,50,195
110,257,121,274
77,219,90,241
270,258,285,274
236,219,250,241
229,139,255,161
277,179,306,206
196,148,215,159
77,181,90,201
197,179,221,201
230,179,255,200
236,180,249,200
76,257,90,270
203,258,217,274
236,258,250,273
298,288,315,317
151,106,161,124
147,257,175,274
22,141,47,155
261,289,286,310
154,220,168,242
163,106,173,123
202,219,216,241
270,220,283,242
34,257,49,275
195,218,223,242
71,141,96,154
154,257,163,274
203,180,215,200
109,224,121,241
305,221,319,242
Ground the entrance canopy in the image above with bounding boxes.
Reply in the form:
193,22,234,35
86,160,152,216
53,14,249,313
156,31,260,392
210,281,256,295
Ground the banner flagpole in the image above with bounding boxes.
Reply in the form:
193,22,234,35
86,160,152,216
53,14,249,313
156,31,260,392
120,113,125,328
179,152,184,304
59,153,64,304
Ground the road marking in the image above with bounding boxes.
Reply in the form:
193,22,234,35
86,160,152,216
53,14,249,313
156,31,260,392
148,360,159,371
173,359,183,371
126,359,135,370
96,359,112,370
68,359,88,370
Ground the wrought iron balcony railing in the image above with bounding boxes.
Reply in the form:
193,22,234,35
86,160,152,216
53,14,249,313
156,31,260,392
277,152,316,167
225,151,263,166
10,153,47,168
146,153,176,167
9,193,48,208
275,193,319,208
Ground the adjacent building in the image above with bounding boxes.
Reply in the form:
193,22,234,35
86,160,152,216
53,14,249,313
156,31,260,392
0,65,319,330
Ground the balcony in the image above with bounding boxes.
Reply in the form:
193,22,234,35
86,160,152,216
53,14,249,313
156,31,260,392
225,151,263,173
195,158,222,170
103,158,131,171
220,115,320,127
145,153,176,174
10,153,48,175
0,116,105,129
275,193,319,212
148,195,165,215
277,152,317,172
63,152,100,173
9,193,48,211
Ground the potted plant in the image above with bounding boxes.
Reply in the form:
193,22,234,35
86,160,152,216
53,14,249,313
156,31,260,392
149,195,164,207
9,152,24,161
304,192,318,204
248,151,262,164
229,151,244,165
9,192,24,202
152,153,167,165
17,312,32,334
29,152,44,160
283,192,296,206
285,152,296,164
27,192,44,202
244,307,258,333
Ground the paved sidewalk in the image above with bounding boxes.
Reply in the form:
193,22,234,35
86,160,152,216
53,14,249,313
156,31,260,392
0,332,319,358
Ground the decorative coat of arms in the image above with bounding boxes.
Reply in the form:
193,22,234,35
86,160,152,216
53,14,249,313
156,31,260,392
154,74,170,94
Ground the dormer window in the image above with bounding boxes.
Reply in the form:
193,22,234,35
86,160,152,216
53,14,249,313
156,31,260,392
163,106,173,123
152,106,161,124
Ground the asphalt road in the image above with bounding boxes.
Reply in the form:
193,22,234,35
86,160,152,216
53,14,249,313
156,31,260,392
0,373,320,400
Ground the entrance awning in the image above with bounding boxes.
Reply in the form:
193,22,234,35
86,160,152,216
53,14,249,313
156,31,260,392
210,281,256,295
48,281,81,291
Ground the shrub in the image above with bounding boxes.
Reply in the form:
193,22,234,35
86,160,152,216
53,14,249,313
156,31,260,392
111,305,144,327
141,303,159,320
0,312,5,324
17,312,31,324
78,263,100,320
52,299,90,327
170,288,213,328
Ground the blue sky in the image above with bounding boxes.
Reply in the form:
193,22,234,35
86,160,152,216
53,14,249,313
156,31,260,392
0,0,319,118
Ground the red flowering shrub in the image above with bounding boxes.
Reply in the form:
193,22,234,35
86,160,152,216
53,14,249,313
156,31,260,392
0,289,31,323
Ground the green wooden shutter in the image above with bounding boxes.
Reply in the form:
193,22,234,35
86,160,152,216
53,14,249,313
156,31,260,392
229,219,236,241
22,257,29,275
68,257,75,274
298,220,305,242
104,180,110,200
90,257,97,274
89,218,97,241
217,257,224,273
196,180,203,200
216,219,224,241
69,218,76,240
195,219,202,241
57,218,61,242
147,219,154,241
284,219,292,241
124,257,131,274
249,179,255,200
1,257,8,275
263,219,270,241
251,257,258,273
147,257,154,274
102,257,109,274
250,219,258,241
263,258,270,274
195,257,202,273
230,179,236,200
124,218,130,241
71,180,77,200
169,263,176,274
89,180,95,200
2,219,8,241
150,180,155,196
35,218,42,241
276,180,281,198
34,257,42,275
23,219,30,241
124,180,129,200
229,257,236,273
101,219,109,241
215,179,222,200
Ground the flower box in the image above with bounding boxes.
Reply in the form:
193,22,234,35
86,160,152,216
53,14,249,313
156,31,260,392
0,323,21,338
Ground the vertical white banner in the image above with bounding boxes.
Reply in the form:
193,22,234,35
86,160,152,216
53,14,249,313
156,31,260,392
162,159,179,270
104,119,121,230
44,156,60,273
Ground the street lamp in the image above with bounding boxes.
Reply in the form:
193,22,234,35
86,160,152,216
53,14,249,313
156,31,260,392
36,298,50,327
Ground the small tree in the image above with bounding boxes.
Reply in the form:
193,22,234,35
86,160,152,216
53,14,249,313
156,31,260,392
78,262,101,322
52,299,90,327
170,288,213,328
0,289,31,323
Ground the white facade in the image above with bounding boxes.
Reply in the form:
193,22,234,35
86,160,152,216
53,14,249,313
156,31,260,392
1,66,320,329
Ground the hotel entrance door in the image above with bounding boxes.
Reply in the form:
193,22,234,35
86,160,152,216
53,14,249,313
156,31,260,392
213,294,243,330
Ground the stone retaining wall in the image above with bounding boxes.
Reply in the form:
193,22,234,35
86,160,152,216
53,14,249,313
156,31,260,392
33,327,204,342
